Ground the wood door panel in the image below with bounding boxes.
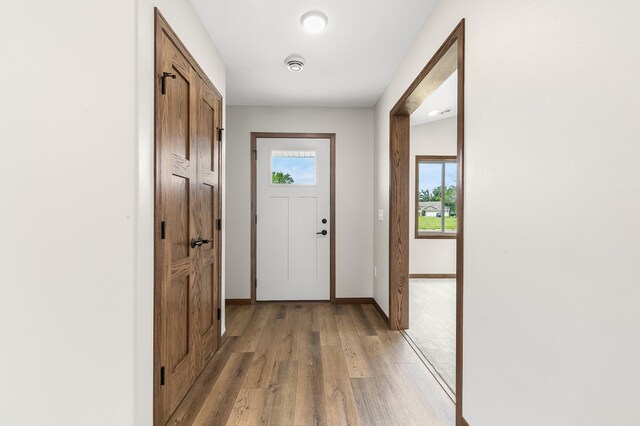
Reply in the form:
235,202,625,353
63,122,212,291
197,184,214,244
198,96,215,173
171,257,190,281
168,174,190,261
172,154,190,178
195,77,221,363
166,67,190,159
155,12,223,426
159,37,199,421
168,275,190,370
200,249,215,266
199,264,214,334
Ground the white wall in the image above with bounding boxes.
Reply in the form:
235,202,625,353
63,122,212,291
226,106,374,299
0,1,224,425
1,1,136,425
410,117,457,275
137,1,226,425
374,0,640,424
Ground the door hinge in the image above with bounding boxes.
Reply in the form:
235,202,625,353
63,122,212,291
255,277,257,288
161,72,176,95
217,308,221,320
216,219,222,231
160,366,165,386
161,221,166,239
254,214,257,224
217,127,224,142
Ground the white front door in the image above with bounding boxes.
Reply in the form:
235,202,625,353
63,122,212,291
256,138,330,301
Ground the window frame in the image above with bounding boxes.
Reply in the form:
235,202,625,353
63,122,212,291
414,155,458,239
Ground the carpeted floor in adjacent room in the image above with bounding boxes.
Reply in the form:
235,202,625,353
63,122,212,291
406,278,456,394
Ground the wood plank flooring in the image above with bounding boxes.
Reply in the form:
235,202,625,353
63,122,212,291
167,303,454,426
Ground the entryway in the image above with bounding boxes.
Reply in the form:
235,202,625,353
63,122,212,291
250,133,336,303
256,137,330,300
403,71,460,398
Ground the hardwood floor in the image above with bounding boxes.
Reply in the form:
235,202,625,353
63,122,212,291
166,303,455,425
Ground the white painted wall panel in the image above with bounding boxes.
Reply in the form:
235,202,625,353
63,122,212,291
1,1,136,424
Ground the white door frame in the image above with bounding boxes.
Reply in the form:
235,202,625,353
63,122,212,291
250,132,335,304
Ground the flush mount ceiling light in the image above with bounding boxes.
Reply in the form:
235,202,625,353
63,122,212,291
427,109,440,116
301,11,328,33
285,55,306,72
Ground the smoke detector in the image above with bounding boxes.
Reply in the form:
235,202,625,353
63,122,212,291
285,55,305,72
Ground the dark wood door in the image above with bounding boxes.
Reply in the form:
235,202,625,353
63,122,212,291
155,19,223,425
156,32,198,422
194,77,222,363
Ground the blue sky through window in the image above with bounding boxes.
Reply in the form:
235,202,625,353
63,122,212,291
272,156,316,184
418,162,457,191
419,162,441,192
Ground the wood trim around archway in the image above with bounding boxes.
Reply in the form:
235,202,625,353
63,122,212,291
388,19,465,426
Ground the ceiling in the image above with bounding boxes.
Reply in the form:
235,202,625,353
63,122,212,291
410,71,458,127
190,0,439,107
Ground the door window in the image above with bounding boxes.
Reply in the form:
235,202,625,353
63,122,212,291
271,150,316,185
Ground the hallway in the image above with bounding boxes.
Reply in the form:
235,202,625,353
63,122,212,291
5,1,640,424
168,304,454,425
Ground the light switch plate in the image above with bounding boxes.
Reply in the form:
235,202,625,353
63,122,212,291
378,209,384,221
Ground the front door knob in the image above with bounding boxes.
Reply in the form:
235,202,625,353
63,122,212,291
316,230,328,236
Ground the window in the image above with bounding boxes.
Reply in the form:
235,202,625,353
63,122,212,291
415,156,457,238
271,150,316,185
